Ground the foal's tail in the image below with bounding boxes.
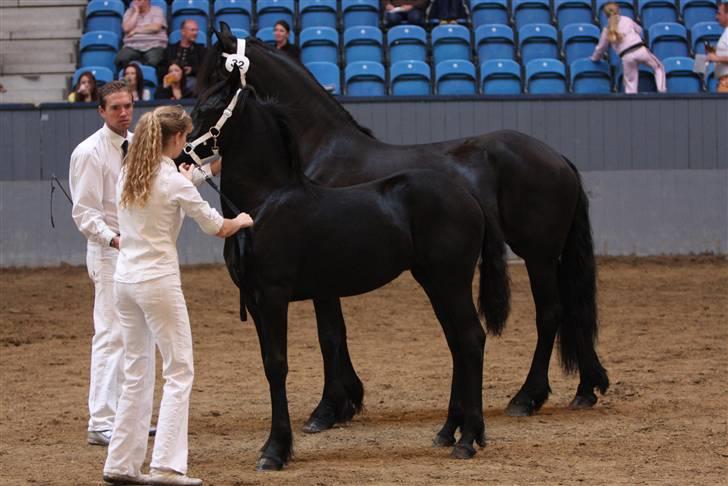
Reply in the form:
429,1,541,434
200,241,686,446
557,159,609,393
478,207,510,336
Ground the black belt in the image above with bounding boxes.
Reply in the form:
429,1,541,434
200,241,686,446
619,42,646,58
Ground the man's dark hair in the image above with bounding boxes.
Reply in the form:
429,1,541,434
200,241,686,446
98,80,133,108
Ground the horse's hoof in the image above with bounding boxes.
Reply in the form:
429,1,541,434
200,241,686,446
302,416,333,434
476,432,486,448
569,393,598,410
432,433,455,447
256,456,284,471
505,397,536,417
451,443,477,459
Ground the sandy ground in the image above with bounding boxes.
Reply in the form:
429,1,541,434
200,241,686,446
1,257,727,485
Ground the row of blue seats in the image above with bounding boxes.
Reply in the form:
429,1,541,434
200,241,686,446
88,0,720,36
79,20,722,74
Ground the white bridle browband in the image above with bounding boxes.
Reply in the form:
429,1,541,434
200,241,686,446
184,38,250,166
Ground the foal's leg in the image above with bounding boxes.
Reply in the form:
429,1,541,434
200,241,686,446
303,298,364,433
506,259,560,416
251,293,293,471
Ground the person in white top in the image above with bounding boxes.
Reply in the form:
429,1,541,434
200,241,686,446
707,2,728,93
69,80,156,447
102,105,253,486
591,2,666,94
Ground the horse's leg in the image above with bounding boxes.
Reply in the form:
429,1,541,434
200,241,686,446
303,298,364,433
250,292,293,471
505,259,560,416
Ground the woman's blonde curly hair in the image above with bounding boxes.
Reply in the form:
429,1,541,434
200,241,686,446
120,105,192,208
603,3,623,44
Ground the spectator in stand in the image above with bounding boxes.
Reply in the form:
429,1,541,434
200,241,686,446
68,71,100,103
273,21,300,61
383,0,427,27
155,62,194,100
164,19,207,92
428,0,467,24
707,2,728,93
591,2,665,93
121,63,152,101
115,0,168,78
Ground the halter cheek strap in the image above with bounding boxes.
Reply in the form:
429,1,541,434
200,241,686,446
222,38,249,86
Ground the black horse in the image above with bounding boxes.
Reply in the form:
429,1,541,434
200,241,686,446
197,24,609,424
190,82,510,468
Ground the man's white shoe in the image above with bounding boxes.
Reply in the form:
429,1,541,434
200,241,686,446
87,430,112,446
102,472,151,484
149,468,203,486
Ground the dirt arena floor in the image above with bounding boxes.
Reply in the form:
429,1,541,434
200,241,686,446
1,257,726,485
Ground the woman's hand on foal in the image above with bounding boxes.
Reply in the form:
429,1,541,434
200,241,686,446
235,212,254,229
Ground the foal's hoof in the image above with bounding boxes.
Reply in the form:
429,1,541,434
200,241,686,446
505,397,536,417
451,443,477,459
569,393,598,410
256,456,284,471
432,433,455,448
302,416,334,434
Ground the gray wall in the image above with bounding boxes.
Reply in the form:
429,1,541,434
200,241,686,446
0,97,726,267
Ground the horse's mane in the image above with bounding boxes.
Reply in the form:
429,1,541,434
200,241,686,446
197,37,375,139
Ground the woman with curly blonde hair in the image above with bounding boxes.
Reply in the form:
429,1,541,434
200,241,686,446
103,105,253,486
591,2,666,93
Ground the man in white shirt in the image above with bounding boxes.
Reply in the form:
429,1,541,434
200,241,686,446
708,2,728,92
69,80,154,446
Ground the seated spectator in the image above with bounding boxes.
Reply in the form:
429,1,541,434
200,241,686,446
707,2,728,93
428,0,467,24
68,71,99,103
273,21,301,61
154,61,194,100
115,0,167,77
383,0,427,28
164,19,207,92
122,63,152,101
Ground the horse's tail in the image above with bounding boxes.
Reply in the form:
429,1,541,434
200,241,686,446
478,207,510,336
557,158,609,394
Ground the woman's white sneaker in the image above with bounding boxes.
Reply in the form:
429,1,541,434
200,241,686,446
149,468,203,486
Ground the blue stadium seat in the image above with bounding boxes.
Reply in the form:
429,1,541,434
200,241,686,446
80,31,119,72
615,64,658,92
256,0,295,30
342,0,380,30
300,0,338,30
525,58,567,93
345,61,386,95
649,22,689,60
519,24,559,65
480,59,522,94
431,24,472,65
390,60,431,95
512,0,552,31
663,56,702,92
561,23,601,64
681,0,718,30
475,24,515,61
171,0,209,32
256,26,296,44
595,0,636,26
691,21,721,54
570,59,612,93
435,60,477,95
214,0,252,32
73,66,114,87
344,26,383,63
211,29,250,45
554,0,593,28
387,25,427,63
637,0,678,29
470,0,509,29
85,0,125,37
705,63,717,92
168,29,208,45
300,27,339,64
306,61,341,93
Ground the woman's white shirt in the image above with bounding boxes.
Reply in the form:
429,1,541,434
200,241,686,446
114,156,224,283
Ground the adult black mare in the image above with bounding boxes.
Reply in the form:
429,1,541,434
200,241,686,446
197,23,609,424
190,83,510,469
